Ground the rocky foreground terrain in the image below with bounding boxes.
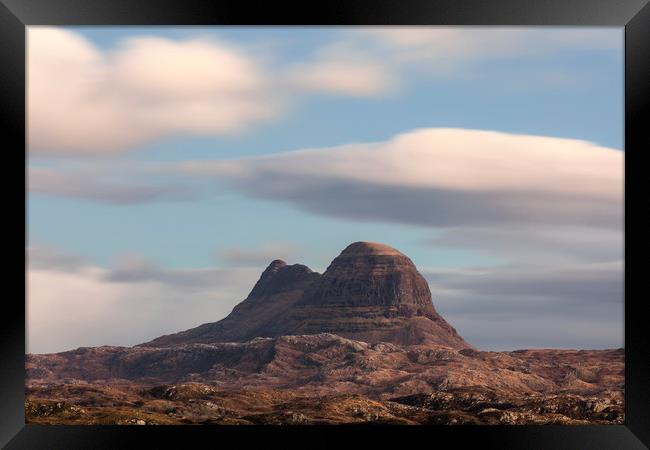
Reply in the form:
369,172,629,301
26,242,624,425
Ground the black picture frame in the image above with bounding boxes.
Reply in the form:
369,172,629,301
1,0,648,448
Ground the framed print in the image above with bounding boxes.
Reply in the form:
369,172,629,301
1,0,649,448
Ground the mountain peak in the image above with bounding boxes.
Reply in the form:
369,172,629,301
249,260,315,299
299,241,433,312
339,241,405,257
260,259,287,278
142,241,471,349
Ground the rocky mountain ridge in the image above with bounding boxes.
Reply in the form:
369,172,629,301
143,242,470,349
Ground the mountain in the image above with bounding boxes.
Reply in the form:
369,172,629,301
143,241,471,349
24,241,625,425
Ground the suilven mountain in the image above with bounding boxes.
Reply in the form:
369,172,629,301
143,241,470,349
25,242,624,425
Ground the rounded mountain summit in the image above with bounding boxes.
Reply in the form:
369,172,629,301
143,242,472,349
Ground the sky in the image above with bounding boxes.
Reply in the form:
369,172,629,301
27,26,624,353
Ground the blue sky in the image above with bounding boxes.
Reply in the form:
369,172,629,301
27,27,624,352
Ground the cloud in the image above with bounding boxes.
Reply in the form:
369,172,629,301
369,28,619,52
446,315,623,350
355,28,620,68
27,246,261,354
27,244,90,271
28,28,395,155
28,28,621,155
425,261,623,307
426,225,623,265
29,166,195,204
27,128,623,349
171,128,622,285
28,28,278,155
423,261,623,350
286,28,621,89
175,128,623,230
287,59,393,97
218,242,298,266
102,253,208,286
285,41,395,97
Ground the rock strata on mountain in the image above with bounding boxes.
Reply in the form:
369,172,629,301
287,242,468,347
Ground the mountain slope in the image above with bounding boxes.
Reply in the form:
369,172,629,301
144,260,320,347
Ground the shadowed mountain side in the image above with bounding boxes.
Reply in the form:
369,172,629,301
141,242,471,349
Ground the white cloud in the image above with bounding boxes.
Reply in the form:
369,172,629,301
112,36,265,99
174,128,623,229
285,41,395,96
28,27,621,155
28,28,278,155
287,59,393,97
29,27,397,155
170,128,622,281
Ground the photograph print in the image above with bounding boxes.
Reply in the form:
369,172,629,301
26,26,624,425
